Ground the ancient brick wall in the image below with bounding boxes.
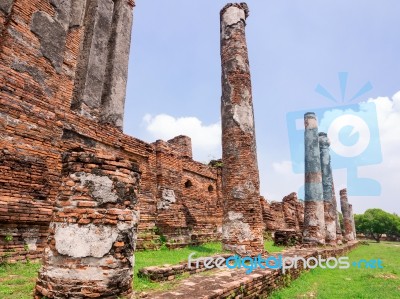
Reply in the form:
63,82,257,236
261,193,304,233
0,0,151,263
181,162,223,245
1,0,72,262
0,149,55,261
0,0,225,263
0,0,143,260
152,139,223,249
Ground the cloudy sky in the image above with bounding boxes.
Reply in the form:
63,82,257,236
124,0,400,214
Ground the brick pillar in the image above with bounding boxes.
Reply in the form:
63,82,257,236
167,135,193,159
101,0,135,129
349,204,357,240
35,151,140,298
220,3,264,256
303,113,325,245
332,183,343,244
318,132,337,245
340,188,355,242
72,0,135,130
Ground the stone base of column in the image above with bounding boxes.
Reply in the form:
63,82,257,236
324,201,337,245
336,232,343,245
222,210,264,256
343,229,355,242
34,151,140,298
303,200,325,245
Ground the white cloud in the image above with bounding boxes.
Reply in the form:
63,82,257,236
272,160,294,175
143,113,221,162
266,93,400,214
351,92,400,214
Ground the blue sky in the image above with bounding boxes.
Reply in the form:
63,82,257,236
124,1,400,214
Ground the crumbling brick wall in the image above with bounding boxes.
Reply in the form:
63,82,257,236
261,193,304,233
0,149,56,262
152,138,223,249
0,1,223,262
0,0,154,264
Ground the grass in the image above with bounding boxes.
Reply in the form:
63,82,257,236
270,241,400,299
0,261,41,299
265,240,285,253
134,241,227,292
134,240,285,292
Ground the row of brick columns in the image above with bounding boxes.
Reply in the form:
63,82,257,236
303,112,357,245
32,2,357,298
218,3,357,252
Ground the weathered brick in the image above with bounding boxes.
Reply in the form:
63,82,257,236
220,3,264,256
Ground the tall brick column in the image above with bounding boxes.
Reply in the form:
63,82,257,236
303,113,325,245
220,3,264,256
349,203,357,240
101,0,135,129
72,0,135,130
35,151,140,298
340,188,355,242
318,132,337,245
332,183,343,244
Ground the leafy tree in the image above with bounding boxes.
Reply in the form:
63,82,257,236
355,209,400,242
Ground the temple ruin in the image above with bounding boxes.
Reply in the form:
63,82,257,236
220,3,264,256
333,183,344,244
319,132,337,245
0,1,357,298
35,151,140,298
340,188,356,241
303,112,326,245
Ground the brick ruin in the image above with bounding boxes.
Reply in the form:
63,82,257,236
333,183,344,244
303,112,326,245
35,151,141,298
261,193,304,233
261,193,304,246
340,188,356,241
148,137,223,249
220,3,264,256
319,132,337,245
0,0,358,297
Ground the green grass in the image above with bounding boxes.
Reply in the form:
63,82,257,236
0,261,41,299
134,240,284,292
134,241,227,292
270,241,400,299
265,240,285,253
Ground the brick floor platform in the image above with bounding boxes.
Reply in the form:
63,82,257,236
137,242,358,299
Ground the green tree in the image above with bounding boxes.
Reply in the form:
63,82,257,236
355,209,400,242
